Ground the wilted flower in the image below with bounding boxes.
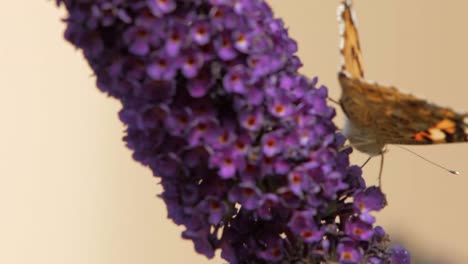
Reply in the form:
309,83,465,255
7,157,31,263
56,0,409,263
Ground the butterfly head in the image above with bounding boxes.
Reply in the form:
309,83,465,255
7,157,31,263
343,116,386,156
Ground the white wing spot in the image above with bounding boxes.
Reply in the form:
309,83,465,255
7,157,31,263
338,21,345,36
463,116,468,125
337,3,345,20
350,8,358,26
428,128,446,142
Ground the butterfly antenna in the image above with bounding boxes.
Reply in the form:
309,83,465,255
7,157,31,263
394,145,460,175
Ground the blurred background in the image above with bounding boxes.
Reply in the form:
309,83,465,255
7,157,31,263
0,1,467,263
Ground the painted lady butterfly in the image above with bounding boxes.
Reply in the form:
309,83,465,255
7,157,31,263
337,0,468,160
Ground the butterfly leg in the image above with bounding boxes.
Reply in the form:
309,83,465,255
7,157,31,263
327,97,340,106
339,144,352,152
378,152,384,188
361,156,372,168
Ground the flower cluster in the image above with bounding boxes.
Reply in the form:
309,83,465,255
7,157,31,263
56,0,409,263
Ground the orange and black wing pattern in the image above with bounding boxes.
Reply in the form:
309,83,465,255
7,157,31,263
339,74,468,145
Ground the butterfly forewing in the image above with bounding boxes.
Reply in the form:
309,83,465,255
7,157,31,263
338,0,364,80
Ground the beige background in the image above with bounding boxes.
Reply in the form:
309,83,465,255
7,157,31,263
1,1,467,263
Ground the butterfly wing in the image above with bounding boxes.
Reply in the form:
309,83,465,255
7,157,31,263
338,0,379,154
339,74,468,145
338,0,365,79
338,0,467,148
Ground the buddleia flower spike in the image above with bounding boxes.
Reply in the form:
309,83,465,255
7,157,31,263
56,0,410,263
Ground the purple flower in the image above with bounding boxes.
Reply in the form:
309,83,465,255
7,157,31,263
277,187,302,209
190,20,212,45
180,50,204,78
165,108,190,136
207,124,237,150
223,65,249,94
90,0,131,27
337,240,363,264
239,108,263,131
390,246,411,264
257,193,280,220
228,182,262,210
345,218,374,241
354,186,386,223
214,32,237,60
187,117,218,147
57,0,407,263
148,0,176,16
186,69,214,97
165,23,186,57
198,196,227,225
233,31,250,53
146,54,178,80
288,210,324,243
233,133,250,156
268,94,294,118
210,148,245,179
261,130,284,157
288,169,309,195
296,127,319,147
354,187,386,212
182,226,215,258
123,25,151,56
256,236,284,262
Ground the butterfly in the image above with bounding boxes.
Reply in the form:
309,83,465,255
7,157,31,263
337,0,468,163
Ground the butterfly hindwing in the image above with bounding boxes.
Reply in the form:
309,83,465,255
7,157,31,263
339,74,468,145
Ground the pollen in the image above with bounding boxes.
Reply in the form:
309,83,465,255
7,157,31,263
223,157,233,165
197,123,208,131
242,188,254,196
158,59,168,68
186,56,196,66
170,32,181,42
247,117,257,126
210,201,221,210
353,228,363,236
266,138,276,147
358,202,365,211
197,27,207,35
292,173,301,184
219,132,229,143
342,252,353,260
274,105,285,114
301,231,314,239
271,247,281,257
236,141,246,150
